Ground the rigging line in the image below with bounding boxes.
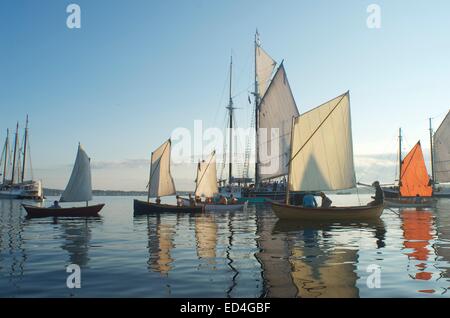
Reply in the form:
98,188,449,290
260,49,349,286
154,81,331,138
194,151,216,194
287,92,348,166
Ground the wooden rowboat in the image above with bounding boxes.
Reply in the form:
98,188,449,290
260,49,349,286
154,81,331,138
133,199,203,215
22,203,104,218
271,202,384,221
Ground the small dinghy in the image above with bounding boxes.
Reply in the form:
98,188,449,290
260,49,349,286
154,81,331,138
133,199,202,215
133,139,203,215
22,144,104,218
384,197,436,208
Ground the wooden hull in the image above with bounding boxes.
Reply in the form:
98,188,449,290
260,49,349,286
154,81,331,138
133,199,203,215
181,198,247,211
271,202,384,221
385,197,436,208
22,203,104,218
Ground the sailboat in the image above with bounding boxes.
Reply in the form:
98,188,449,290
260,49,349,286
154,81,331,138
22,144,104,217
271,91,384,221
182,150,247,211
384,136,435,207
430,110,450,197
133,139,203,215
219,32,300,203
0,117,43,200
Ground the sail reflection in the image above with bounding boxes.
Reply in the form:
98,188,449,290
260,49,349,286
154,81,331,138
401,209,435,281
257,217,386,298
194,213,217,263
58,217,102,267
145,214,175,275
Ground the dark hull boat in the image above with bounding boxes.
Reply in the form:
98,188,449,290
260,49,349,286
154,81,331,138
133,199,203,215
271,202,384,221
22,203,104,218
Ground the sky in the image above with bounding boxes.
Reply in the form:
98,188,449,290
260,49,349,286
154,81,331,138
0,0,449,191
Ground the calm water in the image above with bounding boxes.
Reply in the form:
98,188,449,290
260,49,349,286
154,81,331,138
1,194,450,298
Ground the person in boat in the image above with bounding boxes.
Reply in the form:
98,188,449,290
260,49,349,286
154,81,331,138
219,195,228,205
176,195,183,207
189,193,196,207
205,197,213,204
369,181,384,206
229,194,238,205
155,196,161,205
415,194,422,204
195,195,202,204
50,200,61,208
319,192,332,208
302,193,318,208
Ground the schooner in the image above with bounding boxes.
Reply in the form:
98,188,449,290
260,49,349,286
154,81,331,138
0,116,43,200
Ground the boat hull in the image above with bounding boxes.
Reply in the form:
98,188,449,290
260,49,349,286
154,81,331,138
384,197,436,208
271,202,384,221
133,199,203,215
22,203,104,218
181,198,247,211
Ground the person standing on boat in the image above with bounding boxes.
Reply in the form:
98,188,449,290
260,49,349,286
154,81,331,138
319,192,332,208
369,181,384,206
189,193,196,207
50,200,61,208
155,196,161,205
176,195,183,207
302,193,318,208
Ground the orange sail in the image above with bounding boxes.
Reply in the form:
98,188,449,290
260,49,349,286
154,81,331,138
399,142,432,197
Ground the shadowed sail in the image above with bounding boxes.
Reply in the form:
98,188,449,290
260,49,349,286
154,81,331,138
399,142,432,197
148,139,176,198
258,64,299,180
195,150,218,198
60,144,93,202
289,92,355,192
433,110,450,183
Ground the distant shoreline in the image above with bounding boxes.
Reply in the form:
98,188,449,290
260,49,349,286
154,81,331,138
43,188,193,197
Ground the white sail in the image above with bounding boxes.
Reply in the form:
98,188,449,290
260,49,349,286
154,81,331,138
195,151,218,198
289,92,356,192
60,144,93,202
148,139,176,198
434,110,450,183
258,64,299,180
256,45,276,98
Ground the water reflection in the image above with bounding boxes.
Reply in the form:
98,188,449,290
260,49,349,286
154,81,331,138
257,218,386,298
194,214,217,264
145,214,175,276
58,217,102,267
435,200,450,283
0,200,27,290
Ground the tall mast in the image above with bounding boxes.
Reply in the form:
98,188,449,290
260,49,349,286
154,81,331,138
2,129,9,184
227,55,234,184
21,115,29,183
254,30,259,187
398,127,402,186
429,118,435,186
11,122,19,185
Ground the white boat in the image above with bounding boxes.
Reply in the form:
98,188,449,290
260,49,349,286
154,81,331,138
271,92,384,220
186,150,248,211
0,117,43,200
181,198,247,211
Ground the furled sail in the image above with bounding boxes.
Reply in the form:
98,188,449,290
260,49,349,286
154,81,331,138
433,110,450,183
148,139,176,198
400,142,432,197
60,144,93,202
289,92,356,192
195,151,218,198
258,64,299,180
256,45,276,98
